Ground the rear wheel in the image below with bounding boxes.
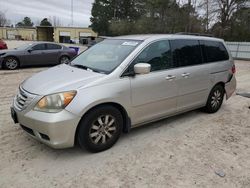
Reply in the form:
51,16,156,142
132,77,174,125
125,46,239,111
204,85,225,113
59,56,70,64
4,57,19,70
77,105,123,152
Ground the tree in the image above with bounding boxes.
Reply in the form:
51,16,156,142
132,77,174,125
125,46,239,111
89,0,249,41
16,17,34,27
0,11,8,27
215,0,246,29
200,0,247,36
198,0,217,32
178,1,203,33
90,0,143,35
225,7,250,41
132,0,203,34
90,0,115,35
40,18,52,26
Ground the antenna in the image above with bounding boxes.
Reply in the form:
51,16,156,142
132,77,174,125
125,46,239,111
71,0,74,26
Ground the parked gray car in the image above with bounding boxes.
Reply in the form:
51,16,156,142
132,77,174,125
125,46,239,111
0,42,77,70
11,34,236,152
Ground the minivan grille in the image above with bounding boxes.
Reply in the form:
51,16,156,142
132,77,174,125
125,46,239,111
14,87,36,111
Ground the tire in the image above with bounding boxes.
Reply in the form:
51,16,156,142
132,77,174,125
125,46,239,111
59,56,70,64
77,105,123,153
204,85,225,113
4,57,19,70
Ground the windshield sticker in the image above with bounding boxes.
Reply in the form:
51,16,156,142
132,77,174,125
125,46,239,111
122,41,139,46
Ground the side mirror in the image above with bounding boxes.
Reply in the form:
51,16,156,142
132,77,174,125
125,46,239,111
134,63,151,75
27,49,33,53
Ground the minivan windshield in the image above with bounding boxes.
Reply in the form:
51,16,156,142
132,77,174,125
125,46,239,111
70,39,141,74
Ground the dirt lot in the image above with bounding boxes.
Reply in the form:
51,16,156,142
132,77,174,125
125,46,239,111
0,60,250,188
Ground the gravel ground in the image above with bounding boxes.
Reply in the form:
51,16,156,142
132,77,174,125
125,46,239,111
0,60,250,188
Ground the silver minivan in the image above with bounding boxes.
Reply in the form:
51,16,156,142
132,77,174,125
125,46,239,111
11,34,236,152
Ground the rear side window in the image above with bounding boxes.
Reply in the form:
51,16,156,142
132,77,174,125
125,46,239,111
200,41,229,63
47,44,62,50
170,39,203,67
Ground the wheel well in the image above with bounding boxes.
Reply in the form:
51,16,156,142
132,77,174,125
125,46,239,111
60,55,70,59
74,102,131,145
214,82,225,91
4,55,19,61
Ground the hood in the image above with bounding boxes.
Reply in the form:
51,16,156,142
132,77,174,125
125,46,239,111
0,49,11,54
22,64,104,95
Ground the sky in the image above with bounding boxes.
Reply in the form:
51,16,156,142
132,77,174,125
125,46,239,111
0,0,94,27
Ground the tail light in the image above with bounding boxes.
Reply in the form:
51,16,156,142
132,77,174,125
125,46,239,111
231,64,236,74
1,42,8,49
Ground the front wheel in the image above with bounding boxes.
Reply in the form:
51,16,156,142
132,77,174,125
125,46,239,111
204,85,225,113
4,57,19,70
77,105,123,152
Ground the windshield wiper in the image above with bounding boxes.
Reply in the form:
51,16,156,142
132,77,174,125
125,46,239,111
71,64,90,70
71,64,103,73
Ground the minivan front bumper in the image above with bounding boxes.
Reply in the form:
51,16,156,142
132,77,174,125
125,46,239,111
12,107,81,149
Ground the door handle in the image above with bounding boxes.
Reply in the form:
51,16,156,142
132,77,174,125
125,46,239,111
165,75,176,80
181,73,190,77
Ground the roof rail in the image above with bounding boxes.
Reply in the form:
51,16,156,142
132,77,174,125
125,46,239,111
175,32,214,37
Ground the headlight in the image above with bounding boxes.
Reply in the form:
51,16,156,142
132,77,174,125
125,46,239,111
34,91,77,113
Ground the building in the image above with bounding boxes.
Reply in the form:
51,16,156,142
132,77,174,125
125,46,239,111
0,26,98,44
0,27,36,41
37,26,98,44
54,27,97,44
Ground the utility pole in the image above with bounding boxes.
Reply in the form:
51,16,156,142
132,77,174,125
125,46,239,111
71,0,74,26
113,0,116,19
187,0,192,32
206,0,209,32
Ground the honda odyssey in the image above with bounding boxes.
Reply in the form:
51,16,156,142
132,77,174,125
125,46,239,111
11,34,236,152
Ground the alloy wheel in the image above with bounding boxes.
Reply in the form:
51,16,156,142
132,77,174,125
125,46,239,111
89,115,117,145
211,90,222,109
5,58,18,69
60,56,70,64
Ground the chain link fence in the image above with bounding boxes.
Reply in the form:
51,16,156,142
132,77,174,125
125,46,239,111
226,42,250,60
